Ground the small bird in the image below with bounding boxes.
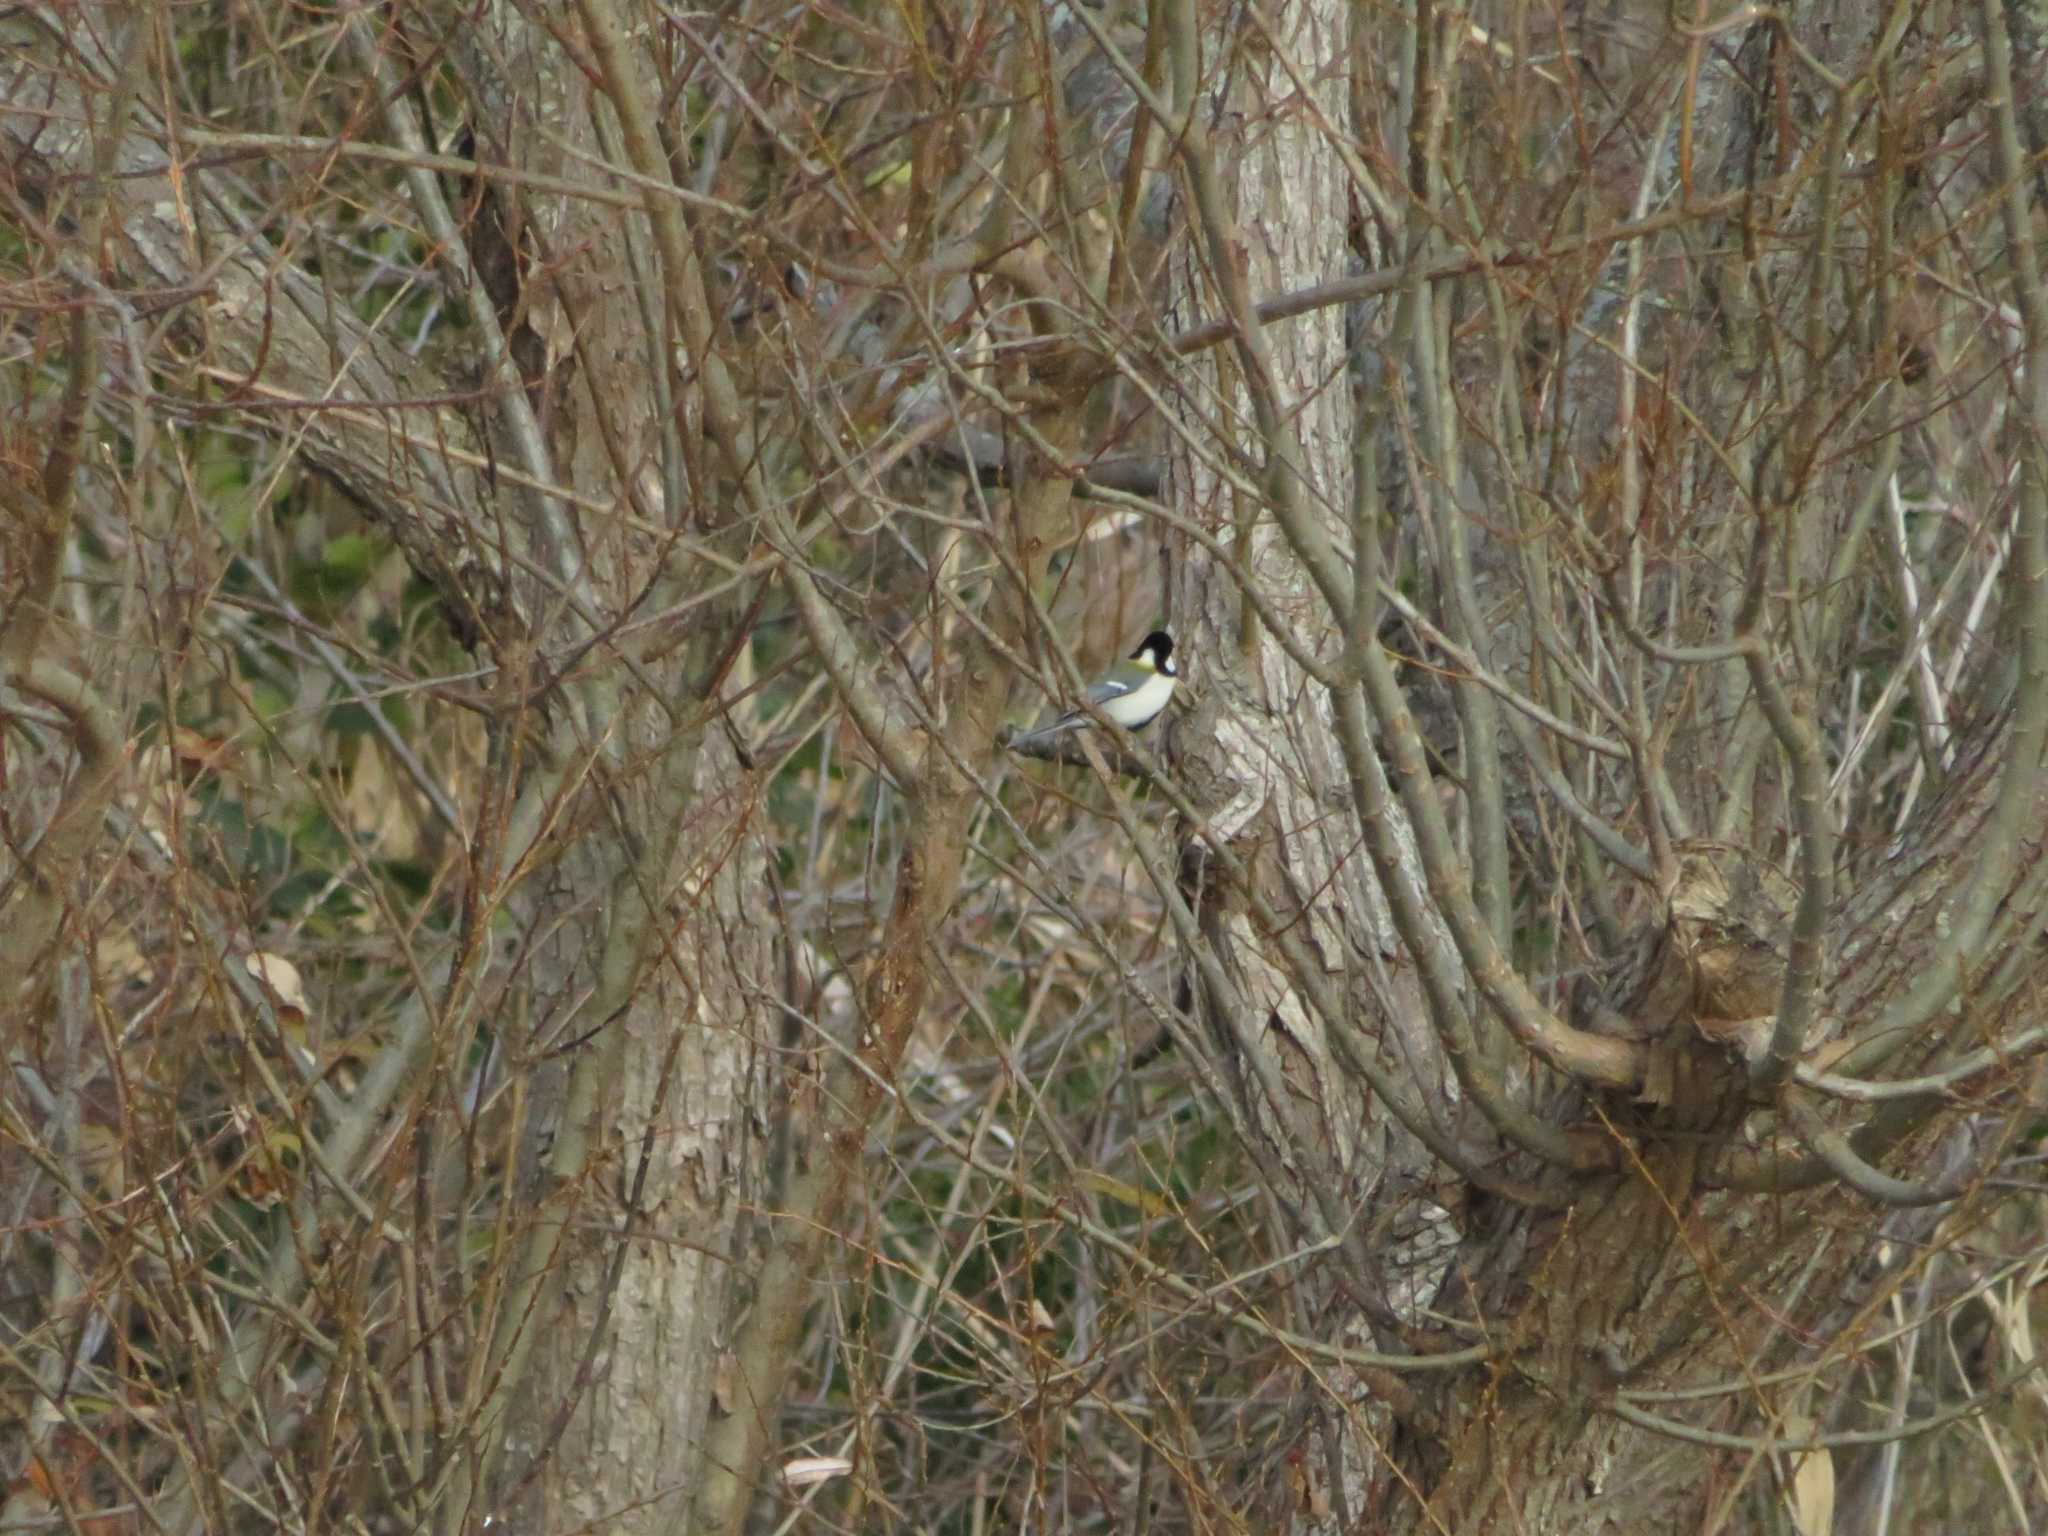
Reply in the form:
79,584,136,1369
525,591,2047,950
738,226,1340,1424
1011,630,1178,749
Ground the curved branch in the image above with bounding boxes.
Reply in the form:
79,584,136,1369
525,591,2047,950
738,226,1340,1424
1797,1019,2048,1102
1778,1094,1989,1208
1607,1345,2046,1452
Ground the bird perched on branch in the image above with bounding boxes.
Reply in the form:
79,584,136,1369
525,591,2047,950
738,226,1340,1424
1010,631,1178,749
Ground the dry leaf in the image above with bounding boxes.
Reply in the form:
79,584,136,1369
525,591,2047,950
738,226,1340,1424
1781,1415,1834,1536
344,740,421,863
245,952,308,1018
779,1456,852,1489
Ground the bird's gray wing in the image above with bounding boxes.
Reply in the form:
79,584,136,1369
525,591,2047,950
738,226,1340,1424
1010,674,1138,749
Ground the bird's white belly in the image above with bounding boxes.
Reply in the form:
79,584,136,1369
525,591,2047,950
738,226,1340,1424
1100,668,1175,728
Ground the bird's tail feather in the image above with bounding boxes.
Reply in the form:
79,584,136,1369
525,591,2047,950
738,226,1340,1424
1010,714,1084,749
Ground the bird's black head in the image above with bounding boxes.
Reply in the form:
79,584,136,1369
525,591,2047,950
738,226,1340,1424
1132,630,1177,675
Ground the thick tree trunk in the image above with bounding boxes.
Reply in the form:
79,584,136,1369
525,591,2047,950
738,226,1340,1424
1161,0,1463,1525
